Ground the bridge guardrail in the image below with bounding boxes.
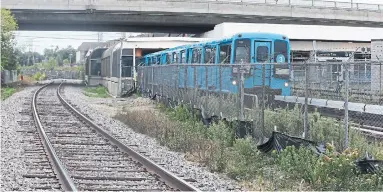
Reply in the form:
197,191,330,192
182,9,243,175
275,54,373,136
2,0,381,11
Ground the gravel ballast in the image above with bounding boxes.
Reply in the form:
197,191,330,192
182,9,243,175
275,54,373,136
63,86,242,191
1,86,41,191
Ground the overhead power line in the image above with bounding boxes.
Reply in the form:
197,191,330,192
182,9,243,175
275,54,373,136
15,35,122,41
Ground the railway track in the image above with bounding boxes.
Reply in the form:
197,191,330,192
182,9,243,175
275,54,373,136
30,83,199,191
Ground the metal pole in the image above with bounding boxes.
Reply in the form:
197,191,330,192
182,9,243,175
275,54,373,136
151,67,154,96
219,65,222,115
240,68,245,121
303,62,309,139
261,64,266,138
344,63,349,149
380,61,382,104
118,39,123,97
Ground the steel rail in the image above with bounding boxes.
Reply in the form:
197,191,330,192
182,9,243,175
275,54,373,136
56,83,201,192
32,83,78,192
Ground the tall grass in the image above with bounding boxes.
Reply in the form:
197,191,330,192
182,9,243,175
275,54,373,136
1,87,16,100
83,86,109,98
115,100,383,191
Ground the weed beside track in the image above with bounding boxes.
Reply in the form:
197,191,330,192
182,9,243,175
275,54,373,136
115,100,383,191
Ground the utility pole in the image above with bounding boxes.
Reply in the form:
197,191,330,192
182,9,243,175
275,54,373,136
344,63,349,149
303,61,309,139
69,53,72,65
121,32,126,39
27,39,33,66
97,32,103,42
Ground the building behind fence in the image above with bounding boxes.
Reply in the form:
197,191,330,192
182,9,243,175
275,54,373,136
137,61,383,148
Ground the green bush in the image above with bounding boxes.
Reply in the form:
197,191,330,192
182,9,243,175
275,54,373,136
226,138,269,180
276,146,383,191
115,98,383,191
1,87,16,100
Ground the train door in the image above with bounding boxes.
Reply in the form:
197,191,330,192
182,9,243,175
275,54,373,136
254,41,272,88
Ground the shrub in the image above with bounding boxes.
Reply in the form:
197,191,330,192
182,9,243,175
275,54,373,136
115,97,383,191
32,72,41,81
276,146,383,191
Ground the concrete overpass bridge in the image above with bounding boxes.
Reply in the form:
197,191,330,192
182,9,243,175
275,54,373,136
2,0,383,32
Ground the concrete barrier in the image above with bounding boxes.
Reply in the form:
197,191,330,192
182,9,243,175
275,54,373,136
1,70,18,85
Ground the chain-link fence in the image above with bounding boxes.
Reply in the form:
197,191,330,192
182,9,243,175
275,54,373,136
137,61,383,148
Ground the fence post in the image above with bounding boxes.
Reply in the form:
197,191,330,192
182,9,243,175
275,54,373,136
344,63,349,149
176,65,179,100
303,62,309,139
239,66,245,121
380,61,382,104
219,65,223,115
151,66,154,96
260,64,266,139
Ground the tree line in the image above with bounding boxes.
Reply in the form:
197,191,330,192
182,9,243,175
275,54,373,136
1,9,77,71
16,46,77,67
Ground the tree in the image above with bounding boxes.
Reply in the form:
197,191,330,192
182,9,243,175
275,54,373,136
1,9,18,70
12,49,44,66
46,57,57,69
44,45,76,66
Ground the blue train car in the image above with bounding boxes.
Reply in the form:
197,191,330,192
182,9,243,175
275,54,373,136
140,33,291,96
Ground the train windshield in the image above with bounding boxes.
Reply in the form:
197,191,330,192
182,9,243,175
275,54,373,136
274,40,288,62
234,39,250,63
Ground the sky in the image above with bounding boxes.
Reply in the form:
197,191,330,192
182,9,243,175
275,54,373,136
14,0,383,54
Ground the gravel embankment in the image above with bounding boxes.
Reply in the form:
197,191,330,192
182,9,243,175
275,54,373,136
63,86,242,191
1,86,40,191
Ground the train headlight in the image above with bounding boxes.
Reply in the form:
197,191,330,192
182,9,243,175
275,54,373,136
232,80,237,85
284,82,289,87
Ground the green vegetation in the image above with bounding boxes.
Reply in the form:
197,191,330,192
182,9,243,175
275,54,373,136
21,58,83,72
1,9,18,71
83,86,109,98
32,72,46,81
1,87,17,100
276,146,383,191
115,102,383,191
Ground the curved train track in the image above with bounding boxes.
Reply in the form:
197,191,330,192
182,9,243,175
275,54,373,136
31,83,199,191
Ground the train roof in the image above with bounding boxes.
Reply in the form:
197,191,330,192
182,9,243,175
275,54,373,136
101,37,207,59
143,32,288,58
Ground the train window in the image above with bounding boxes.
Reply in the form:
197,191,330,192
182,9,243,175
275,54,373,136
234,39,250,63
219,44,231,64
256,46,269,62
204,47,216,64
192,49,201,64
155,56,161,65
166,54,172,64
172,52,178,63
274,40,288,62
180,50,187,64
